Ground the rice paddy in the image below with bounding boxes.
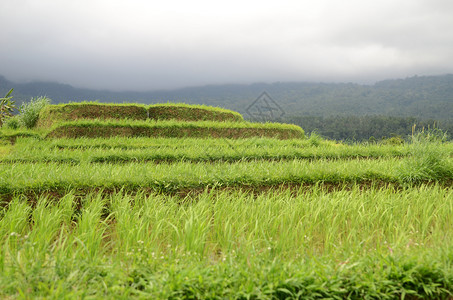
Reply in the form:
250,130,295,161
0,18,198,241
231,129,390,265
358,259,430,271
0,103,452,298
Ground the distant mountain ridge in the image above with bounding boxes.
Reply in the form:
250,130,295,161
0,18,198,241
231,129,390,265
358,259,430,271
1,74,452,121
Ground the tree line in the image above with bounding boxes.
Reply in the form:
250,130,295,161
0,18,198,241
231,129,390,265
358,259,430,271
284,115,452,141
1,74,452,141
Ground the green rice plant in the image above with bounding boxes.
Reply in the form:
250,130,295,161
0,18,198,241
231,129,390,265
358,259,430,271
37,102,149,128
27,196,65,251
3,100,453,297
19,135,416,158
148,103,243,122
0,129,42,141
73,192,110,261
180,202,211,256
308,131,322,147
13,195,67,281
19,96,51,129
50,192,76,260
0,186,453,298
0,197,31,252
1,153,449,195
5,184,447,260
2,136,418,165
109,191,163,259
0,143,12,159
37,102,243,128
398,129,452,184
0,158,402,195
45,119,305,139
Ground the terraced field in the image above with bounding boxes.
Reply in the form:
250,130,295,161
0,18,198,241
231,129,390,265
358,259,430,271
0,103,452,298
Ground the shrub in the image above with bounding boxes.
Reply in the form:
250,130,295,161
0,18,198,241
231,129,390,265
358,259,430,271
307,131,322,146
37,102,149,128
19,96,51,129
411,126,449,143
0,89,16,126
2,116,21,129
397,128,452,184
381,136,404,145
46,120,304,139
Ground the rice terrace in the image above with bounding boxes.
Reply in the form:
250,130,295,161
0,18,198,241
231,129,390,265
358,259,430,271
1,99,453,299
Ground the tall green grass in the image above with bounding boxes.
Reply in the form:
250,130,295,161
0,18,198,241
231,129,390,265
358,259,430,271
45,119,304,139
0,129,452,297
19,96,51,128
0,156,451,195
1,137,415,164
0,186,452,298
0,158,401,194
398,130,453,184
37,102,149,128
148,103,244,122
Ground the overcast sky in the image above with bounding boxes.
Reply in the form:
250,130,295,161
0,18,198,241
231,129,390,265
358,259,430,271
1,0,453,91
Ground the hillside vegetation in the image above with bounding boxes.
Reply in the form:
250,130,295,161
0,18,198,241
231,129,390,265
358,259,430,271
2,74,452,140
35,103,302,139
37,102,243,127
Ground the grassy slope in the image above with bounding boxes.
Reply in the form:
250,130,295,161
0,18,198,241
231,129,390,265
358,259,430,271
33,103,304,139
0,156,451,196
36,102,303,139
37,102,149,127
37,102,243,128
45,120,304,139
148,103,243,122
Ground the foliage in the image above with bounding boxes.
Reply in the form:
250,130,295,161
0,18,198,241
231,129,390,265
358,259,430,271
307,131,322,146
0,154,450,194
37,102,148,127
19,96,51,128
3,74,453,140
0,111,452,297
1,137,450,194
0,89,16,127
0,188,453,298
45,119,304,139
411,125,450,143
398,128,452,184
149,103,243,122
0,136,413,164
286,114,453,141
1,115,21,129
2,74,453,120
380,136,405,145
37,102,243,128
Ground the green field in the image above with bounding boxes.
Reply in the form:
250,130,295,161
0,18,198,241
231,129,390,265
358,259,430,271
0,103,453,298
0,136,413,164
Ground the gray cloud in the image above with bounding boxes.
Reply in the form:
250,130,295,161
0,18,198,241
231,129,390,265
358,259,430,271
1,0,453,90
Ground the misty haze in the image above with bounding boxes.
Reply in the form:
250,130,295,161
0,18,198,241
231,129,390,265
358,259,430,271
1,0,453,91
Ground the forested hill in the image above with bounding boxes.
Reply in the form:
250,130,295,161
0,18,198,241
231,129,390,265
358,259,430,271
1,74,452,140
1,74,452,121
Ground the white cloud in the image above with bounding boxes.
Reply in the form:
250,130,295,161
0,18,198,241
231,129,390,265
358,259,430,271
1,0,453,90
